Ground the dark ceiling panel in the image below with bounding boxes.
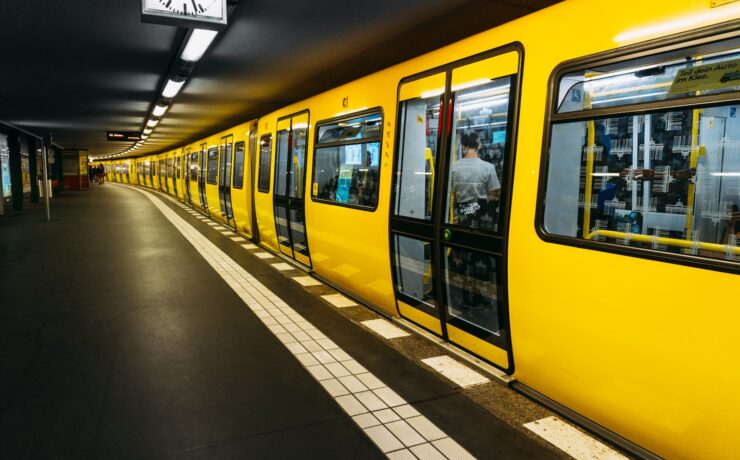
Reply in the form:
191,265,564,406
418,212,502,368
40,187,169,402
0,0,560,158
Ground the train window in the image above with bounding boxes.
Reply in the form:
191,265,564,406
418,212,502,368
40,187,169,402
445,76,512,233
190,152,198,180
207,147,218,184
258,134,272,192
312,111,382,209
542,38,740,266
233,142,245,189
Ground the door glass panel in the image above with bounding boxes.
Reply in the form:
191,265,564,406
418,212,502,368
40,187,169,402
275,206,290,247
190,153,198,180
207,148,218,184
224,142,232,185
233,142,245,188
394,235,436,308
258,135,272,192
275,129,290,197
446,76,511,232
290,115,308,199
394,92,442,220
444,246,501,336
289,209,308,255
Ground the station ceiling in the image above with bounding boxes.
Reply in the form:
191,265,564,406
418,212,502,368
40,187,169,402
0,0,560,159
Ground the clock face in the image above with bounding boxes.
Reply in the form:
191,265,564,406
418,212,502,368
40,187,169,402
157,0,218,16
142,0,227,28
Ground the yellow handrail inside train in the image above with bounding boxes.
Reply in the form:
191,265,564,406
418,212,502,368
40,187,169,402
585,229,739,255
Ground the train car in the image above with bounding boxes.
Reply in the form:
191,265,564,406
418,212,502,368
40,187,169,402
97,1,739,457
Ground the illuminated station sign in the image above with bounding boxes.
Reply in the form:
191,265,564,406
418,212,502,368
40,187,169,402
107,131,142,142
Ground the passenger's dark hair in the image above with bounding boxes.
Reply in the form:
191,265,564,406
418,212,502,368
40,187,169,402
460,132,479,149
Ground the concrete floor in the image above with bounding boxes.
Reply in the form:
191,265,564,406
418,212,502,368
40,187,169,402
0,185,562,459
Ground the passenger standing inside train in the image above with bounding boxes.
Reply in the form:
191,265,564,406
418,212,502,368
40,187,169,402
447,132,501,315
449,132,500,229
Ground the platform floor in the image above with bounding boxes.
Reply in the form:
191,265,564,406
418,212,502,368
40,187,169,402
0,185,567,459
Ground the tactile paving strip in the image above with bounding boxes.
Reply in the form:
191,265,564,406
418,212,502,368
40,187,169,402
131,187,475,460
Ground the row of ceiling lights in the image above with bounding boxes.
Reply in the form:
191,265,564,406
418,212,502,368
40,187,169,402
100,28,219,160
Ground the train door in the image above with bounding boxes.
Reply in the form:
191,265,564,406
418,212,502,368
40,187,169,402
218,135,234,226
273,111,311,266
389,48,520,371
184,150,192,204
198,144,208,212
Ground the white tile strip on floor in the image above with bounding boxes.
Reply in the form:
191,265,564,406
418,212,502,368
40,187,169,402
361,319,410,340
230,236,244,242
241,243,258,250
130,186,474,460
253,252,273,259
322,293,357,308
292,276,322,287
271,262,294,271
421,356,489,388
523,416,627,460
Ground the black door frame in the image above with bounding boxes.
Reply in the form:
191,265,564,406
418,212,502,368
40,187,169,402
388,44,523,372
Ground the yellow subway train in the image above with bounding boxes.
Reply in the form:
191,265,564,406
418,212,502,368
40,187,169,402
99,1,740,458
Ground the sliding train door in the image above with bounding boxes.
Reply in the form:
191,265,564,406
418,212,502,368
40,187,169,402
273,111,311,267
389,47,521,371
218,135,234,226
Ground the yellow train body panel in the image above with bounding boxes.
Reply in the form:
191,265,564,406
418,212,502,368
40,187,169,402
94,1,740,457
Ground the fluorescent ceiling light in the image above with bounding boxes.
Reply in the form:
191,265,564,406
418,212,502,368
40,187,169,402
181,29,219,62
146,119,159,128
143,128,153,135
152,104,168,117
162,79,185,98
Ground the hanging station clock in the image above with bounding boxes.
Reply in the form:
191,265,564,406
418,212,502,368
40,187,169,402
142,0,228,30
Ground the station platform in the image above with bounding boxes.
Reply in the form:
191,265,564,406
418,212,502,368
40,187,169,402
1,185,583,459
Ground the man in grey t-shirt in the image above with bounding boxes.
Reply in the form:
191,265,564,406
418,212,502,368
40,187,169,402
450,132,500,228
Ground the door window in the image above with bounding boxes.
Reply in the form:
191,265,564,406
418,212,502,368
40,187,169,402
233,142,245,189
207,148,218,184
394,73,445,220
258,135,272,192
445,76,512,233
